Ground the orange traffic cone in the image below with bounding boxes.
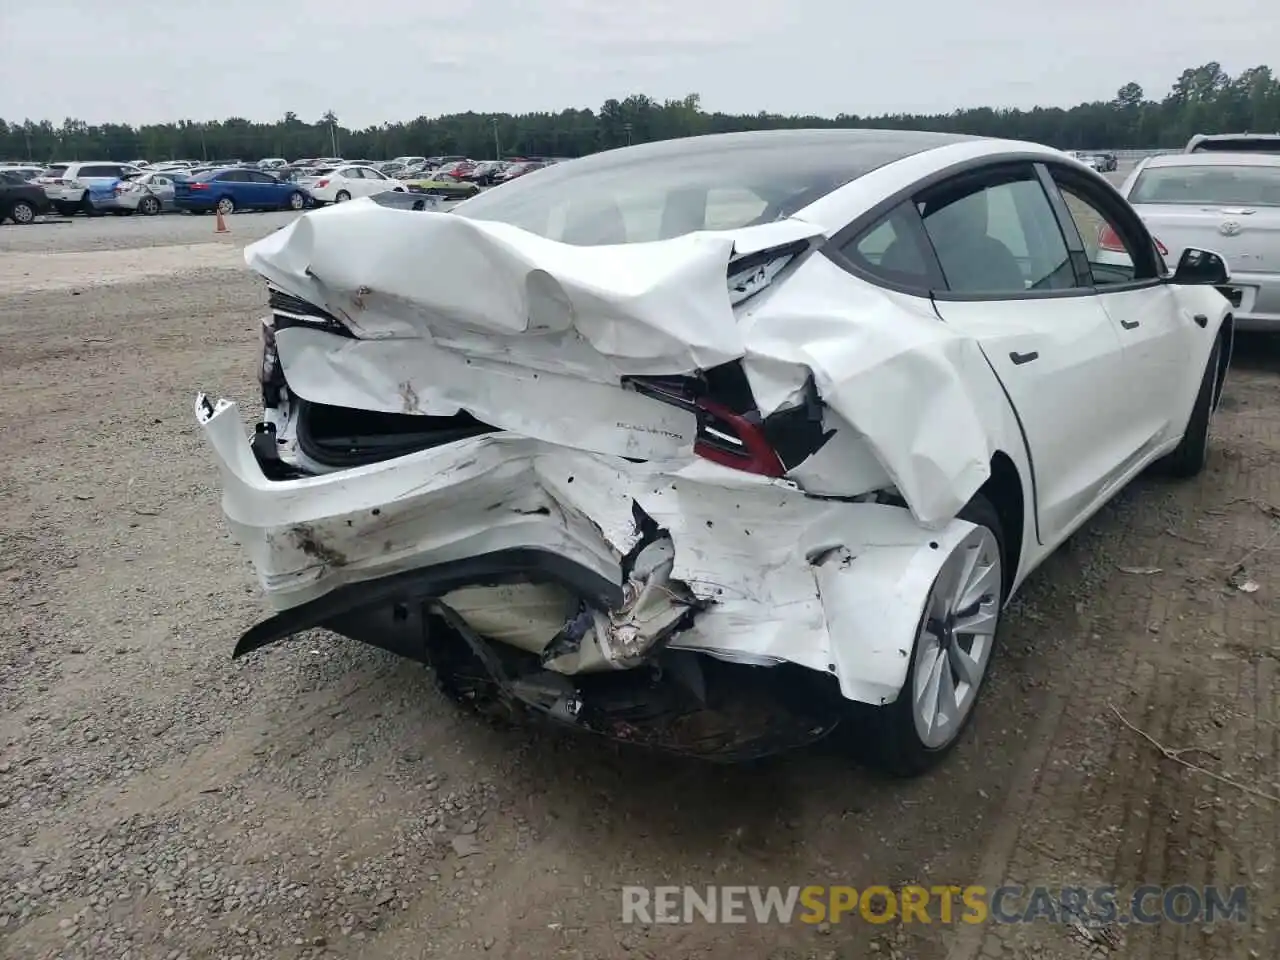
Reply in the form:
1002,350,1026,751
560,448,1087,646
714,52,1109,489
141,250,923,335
214,207,229,234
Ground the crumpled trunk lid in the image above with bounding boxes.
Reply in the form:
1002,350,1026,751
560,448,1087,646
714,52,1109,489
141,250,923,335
247,199,822,463
246,199,999,525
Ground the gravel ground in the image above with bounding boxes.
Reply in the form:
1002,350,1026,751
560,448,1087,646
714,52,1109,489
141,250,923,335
0,190,1274,960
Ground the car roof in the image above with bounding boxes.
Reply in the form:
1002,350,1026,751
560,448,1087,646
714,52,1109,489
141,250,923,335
1141,152,1280,169
541,128,979,175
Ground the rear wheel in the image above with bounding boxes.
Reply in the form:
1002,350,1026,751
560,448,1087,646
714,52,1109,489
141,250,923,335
216,196,235,216
81,193,101,217
287,191,305,210
851,494,1006,777
138,195,161,216
9,200,36,225
335,190,351,203
54,201,77,217
1160,338,1221,478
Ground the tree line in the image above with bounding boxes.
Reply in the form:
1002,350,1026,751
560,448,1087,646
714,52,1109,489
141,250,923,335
2,62,1276,164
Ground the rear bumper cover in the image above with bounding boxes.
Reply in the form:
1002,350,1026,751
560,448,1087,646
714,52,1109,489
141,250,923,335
197,396,978,708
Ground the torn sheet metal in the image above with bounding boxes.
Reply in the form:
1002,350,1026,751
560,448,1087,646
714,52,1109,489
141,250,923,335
244,199,999,524
199,397,972,704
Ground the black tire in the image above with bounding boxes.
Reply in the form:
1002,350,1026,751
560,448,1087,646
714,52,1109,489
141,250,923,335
9,200,36,225
216,196,235,216
138,195,161,216
848,493,1007,777
334,190,351,203
81,193,102,217
1160,338,1221,478
286,191,305,211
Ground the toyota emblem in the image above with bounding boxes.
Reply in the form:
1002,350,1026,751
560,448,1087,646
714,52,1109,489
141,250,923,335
1220,220,1241,236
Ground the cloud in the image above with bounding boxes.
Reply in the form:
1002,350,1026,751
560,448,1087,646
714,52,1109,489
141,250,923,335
0,0,1273,127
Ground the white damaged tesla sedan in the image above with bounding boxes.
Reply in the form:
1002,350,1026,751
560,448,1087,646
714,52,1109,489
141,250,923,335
196,129,1234,775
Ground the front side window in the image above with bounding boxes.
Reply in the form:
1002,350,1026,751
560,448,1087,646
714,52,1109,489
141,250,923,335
1055,183,1139,285
919,173,1074,294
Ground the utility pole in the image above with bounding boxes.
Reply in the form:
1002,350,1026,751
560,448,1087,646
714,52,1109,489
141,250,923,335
329,119,338,157
623,122,632,146
492,118,500,160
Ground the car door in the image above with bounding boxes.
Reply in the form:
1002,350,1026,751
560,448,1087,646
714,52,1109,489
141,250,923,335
334,167,362,197
1045,163,1192,456
246,170,284,206
150,175,176,207
859,163,1139,544
359,167,393,196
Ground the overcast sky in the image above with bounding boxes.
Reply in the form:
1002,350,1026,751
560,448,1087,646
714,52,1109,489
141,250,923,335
1,0,1275,127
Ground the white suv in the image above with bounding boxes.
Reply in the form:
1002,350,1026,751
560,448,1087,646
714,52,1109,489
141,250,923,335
37,161,144,215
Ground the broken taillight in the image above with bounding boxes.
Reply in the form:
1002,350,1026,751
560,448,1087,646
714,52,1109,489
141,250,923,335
626,376,785,478
692,397,785,477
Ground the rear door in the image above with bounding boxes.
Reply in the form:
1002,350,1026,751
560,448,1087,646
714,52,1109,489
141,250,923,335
247,170,284,205
851,162,1137,543
1046,163,1193,455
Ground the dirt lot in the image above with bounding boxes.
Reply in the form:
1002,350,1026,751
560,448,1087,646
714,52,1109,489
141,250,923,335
1,207,1277,960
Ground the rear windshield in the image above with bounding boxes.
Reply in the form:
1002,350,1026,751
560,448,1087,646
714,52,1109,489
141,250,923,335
1130,164,1280,206
454,140,863,245
44,165,68,177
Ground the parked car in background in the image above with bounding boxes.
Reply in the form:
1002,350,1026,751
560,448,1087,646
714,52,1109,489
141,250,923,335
495,160,546,182
403,170,482,199
198,128,1233,774
174,168,309,215
258,158,287,170
464,160,508,185
0,169,53,224
37,161,144,215
1186,133,1280,154
1108,151,1280,330
295,165,407,204
392,156,426,168
90,170,180,216
0,165,47,182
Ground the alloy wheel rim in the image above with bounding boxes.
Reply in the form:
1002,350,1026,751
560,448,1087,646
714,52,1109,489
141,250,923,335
14,204,33,223
911,526,1002,749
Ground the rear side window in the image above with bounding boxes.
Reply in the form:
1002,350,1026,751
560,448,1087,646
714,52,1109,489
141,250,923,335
838,201,936,287
1130,164,1280,206
77,165,120,178
216,170,247,182
44,165,68,177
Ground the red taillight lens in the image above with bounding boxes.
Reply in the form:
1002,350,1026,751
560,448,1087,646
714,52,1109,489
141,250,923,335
1098,223,1125,252
189,182,208,190
692,398,784,478
316,178,329,188
1154,237,1169,256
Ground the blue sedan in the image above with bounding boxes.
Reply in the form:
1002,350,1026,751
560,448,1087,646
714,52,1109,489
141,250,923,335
173,168,309,215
